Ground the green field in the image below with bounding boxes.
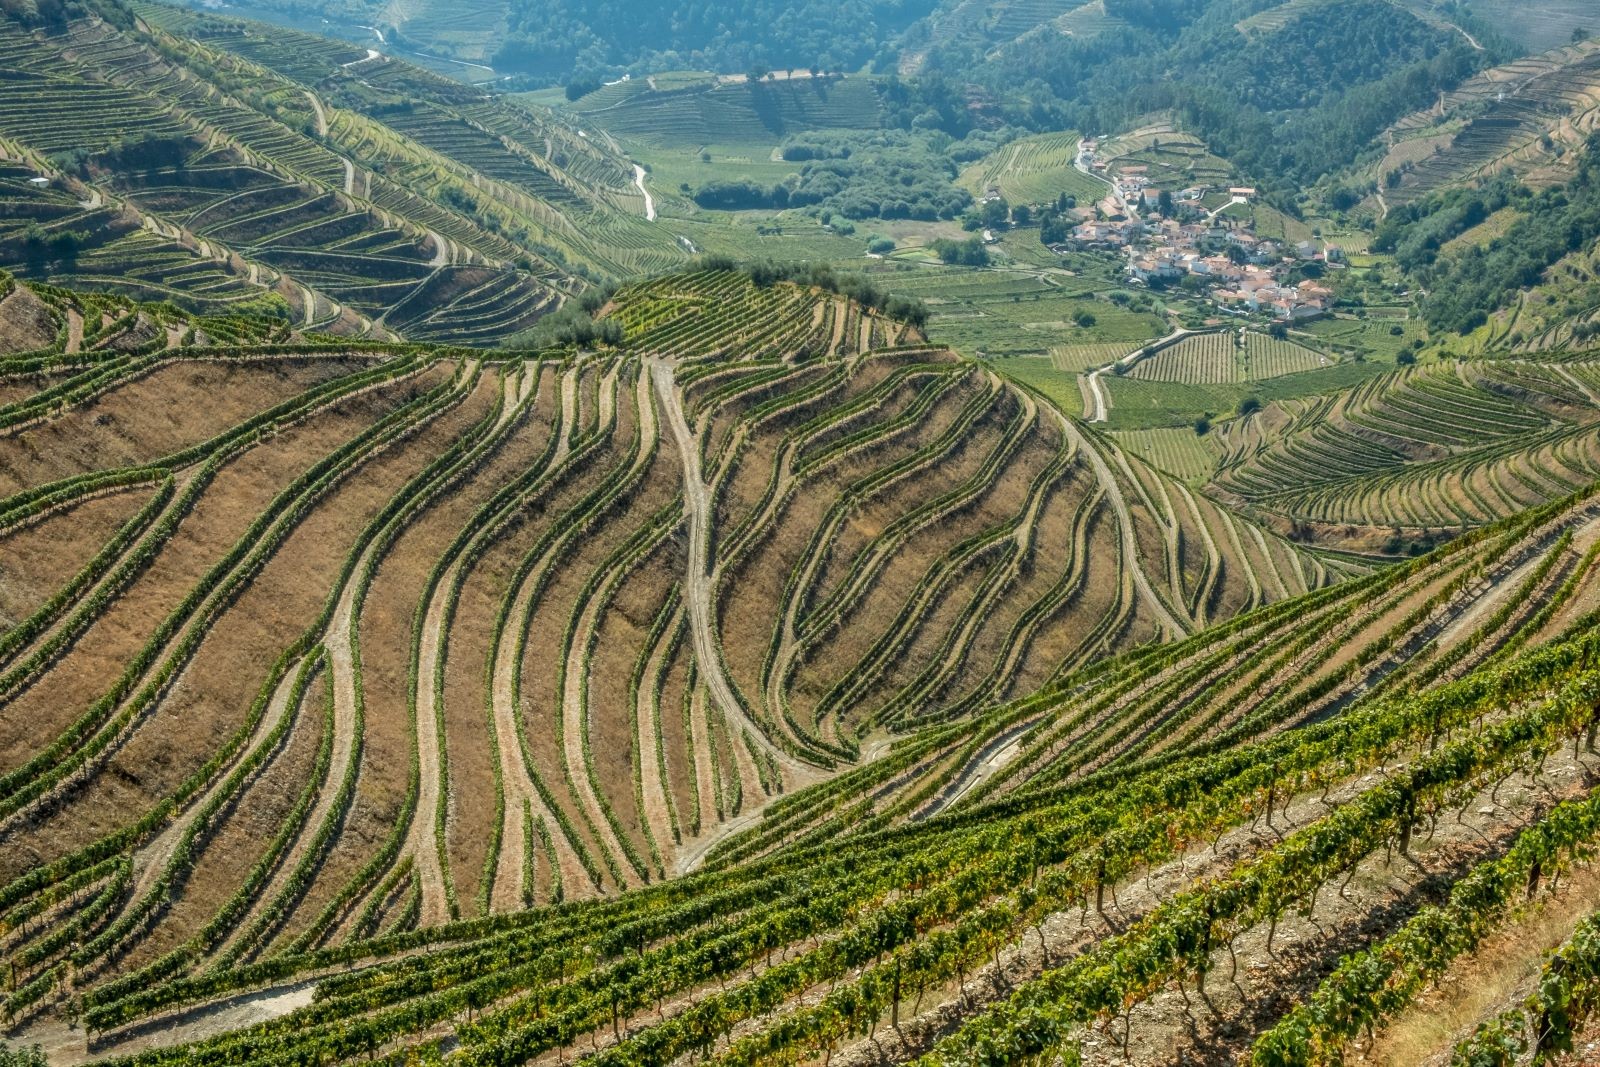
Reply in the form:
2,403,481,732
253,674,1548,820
957,132,1107,205
1050,340,1135,372
1110,426,1222,482
1467,0,1596,50
1129,331,1333,384
553,74,884,147
1104,360,1386,429
667,215,870,262
1302,316,1428,361
629,143,803,202
865,265,1167,357
994,354,1086,417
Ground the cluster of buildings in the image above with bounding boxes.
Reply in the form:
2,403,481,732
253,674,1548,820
1060,142,1345,322
1123,227,1340,320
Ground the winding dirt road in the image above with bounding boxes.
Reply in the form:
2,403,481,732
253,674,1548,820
649,357,812,775
1048,407,1186,638
303,91,328,137
632,164,656,221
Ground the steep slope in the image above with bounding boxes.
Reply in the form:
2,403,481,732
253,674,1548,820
1371,36,1600,208
1210,356,1600,537
6,344,1599,1063
0,0,685,344
0,269,1332,1052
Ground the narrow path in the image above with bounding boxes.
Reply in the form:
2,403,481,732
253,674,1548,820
916,718,1038,819
557,371,658,883
17,982,317,1066
1073,138,1120,212
408,530,458,925
211,550,369,960
487,369,595,906
1082,329,1192,424
674,804,764,876
303,91,328,138
648,356,813,775
126,648,311,907
634,603,684,872
1173,482,1222,627
1554,362,1600,407
404,368,529,925
426,230,450,268
1082,369,1112,425
632,164,656,222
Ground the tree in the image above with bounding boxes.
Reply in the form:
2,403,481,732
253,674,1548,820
1157,189,1174,218
1237,396,1262,417
1193,414,1211,436
1011,204,1032,226
48,230,82,272
931,237,990,266
1267,321,1289,340
564,78,601,101
980,197,1010,229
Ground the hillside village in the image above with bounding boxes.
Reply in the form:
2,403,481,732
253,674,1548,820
1061,138,1346,321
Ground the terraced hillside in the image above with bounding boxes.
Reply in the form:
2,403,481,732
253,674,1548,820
0,0,687,343
559,75,885,147
1461,0,1594,54
1374,38,1600,206
9,332,1600,1063
1210,357,1600,536
0,268,1343,1053
899,0,1128,75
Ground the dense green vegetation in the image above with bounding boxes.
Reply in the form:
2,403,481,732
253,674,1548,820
691,131,971,220
1372,136,1600,334
1373,176,1527,274
896,0,1495,200
494,0,934,82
